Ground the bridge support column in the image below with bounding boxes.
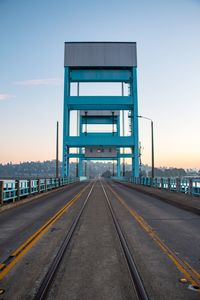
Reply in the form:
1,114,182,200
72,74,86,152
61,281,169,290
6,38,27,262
66,156,69,177
189,179,193,195
79,158,83,177
28,180,31,196
176,178,180,192
131,153,135,178
62,66,70,177
16,180,20,201
132,68,139,178
161,178,164,189
45,179,47,191
117,158,120,177
38,179,41,193
168,178,171,190
62,43,139,179
0,181,3,206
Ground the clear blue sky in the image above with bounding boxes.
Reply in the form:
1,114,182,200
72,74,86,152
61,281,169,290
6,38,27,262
0,0,200,168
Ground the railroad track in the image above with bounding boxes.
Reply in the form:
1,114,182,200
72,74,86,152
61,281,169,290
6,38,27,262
106,180,200,292
34,180,96,300
100,181,149,300
34,179,149,300
0,181,91,281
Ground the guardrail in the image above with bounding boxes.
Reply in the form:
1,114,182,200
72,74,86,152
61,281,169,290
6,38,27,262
120,177,200,197
0,177,80,205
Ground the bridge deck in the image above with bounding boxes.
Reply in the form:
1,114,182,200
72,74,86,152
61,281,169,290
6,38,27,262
0,180,199,299
116,180,200,215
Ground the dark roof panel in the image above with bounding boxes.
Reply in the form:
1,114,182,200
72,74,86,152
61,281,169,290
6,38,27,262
64,42,137,67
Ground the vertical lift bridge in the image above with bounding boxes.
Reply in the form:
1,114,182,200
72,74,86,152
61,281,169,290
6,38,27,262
62,42,139,178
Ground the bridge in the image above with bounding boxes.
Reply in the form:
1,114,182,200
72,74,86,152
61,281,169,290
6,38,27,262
62,42,139,178
0,42,200,299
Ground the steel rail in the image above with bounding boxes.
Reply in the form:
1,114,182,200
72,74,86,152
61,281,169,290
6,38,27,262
0,182,91,280
100,180,149,300
108,180,200,290
34,180,96,300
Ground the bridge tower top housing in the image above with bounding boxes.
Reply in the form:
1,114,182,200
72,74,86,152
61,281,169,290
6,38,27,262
62,42,139,178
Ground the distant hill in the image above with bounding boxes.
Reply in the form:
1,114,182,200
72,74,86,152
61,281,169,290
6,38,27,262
0,160,62,179
0,160,199,179
0,160,120,179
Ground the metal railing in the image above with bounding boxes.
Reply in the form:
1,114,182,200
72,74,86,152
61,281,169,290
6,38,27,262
120,177,200,197
0,177,80,205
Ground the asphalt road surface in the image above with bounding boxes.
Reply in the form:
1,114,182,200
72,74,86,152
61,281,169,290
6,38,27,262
0,179,199,300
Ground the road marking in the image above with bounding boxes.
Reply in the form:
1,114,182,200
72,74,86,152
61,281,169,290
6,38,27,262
107,184,200,289
0,183,90,280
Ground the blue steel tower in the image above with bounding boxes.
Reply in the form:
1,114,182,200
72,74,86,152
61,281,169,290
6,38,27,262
62,42,139,178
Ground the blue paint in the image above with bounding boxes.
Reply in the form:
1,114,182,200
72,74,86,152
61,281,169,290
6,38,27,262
62,60,139,178
64,136,135,147
70,69,132,82
82,116,118,125
67,154,133,159
1,178,79,203
66,96,133,110
62,67,70,177
132,67,139,177
121,177,200,197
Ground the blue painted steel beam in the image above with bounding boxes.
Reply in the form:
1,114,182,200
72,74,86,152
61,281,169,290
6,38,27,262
63,59,139,178
80,133,118,136
118,153,133,158
66,96,133,110
82,116,118,125
132,67,139,177
70,69,132,82
62,67,70,177
67,154,133,158
117,157,120,177
69,104,132,110
64,136,134,147
81,157,117,161
68,157,117,161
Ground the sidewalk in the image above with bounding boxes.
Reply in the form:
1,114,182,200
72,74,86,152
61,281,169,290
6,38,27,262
115,181,200,216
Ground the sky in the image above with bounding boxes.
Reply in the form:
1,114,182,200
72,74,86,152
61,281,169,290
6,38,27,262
0,0,200,169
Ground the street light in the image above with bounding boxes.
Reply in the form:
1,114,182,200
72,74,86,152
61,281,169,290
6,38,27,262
138,115,154,178
56,121,59,178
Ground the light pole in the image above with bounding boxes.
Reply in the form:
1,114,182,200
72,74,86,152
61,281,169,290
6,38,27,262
138,116,154,178
56,121,59,178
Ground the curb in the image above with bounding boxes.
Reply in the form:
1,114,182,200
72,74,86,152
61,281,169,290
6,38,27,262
0,182,81,214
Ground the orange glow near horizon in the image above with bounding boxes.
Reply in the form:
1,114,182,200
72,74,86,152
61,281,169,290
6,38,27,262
1,151,199,170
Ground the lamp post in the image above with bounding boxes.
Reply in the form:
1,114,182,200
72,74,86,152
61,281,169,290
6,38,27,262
138,116,154,178
56,121,59,178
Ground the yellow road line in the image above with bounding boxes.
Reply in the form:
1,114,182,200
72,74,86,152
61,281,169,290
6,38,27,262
107,184,200,288
0,183,90,280
183,259,200,280
0,265,5,271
